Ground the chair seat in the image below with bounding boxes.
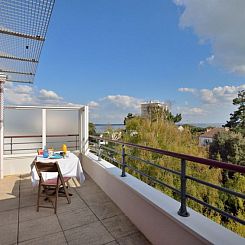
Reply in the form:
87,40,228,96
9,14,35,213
42,177,70,186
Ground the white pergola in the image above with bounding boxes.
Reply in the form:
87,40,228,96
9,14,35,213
0,0,58,179
0,105,89,179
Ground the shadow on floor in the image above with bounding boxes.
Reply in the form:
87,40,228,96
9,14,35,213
0,173,151,245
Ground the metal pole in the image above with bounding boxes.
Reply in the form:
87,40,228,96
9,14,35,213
78,108,82,153
42,109,47,149
178,159,190,217
0,74,6,179
82,106,89,155
121,144,126,177
98,140,101,161
75,135,78,150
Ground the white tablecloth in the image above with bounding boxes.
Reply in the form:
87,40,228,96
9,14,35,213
31,153,85,187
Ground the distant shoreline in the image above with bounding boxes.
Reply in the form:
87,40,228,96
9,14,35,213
94,123,224,133
95,124,124,126
95,123,223,128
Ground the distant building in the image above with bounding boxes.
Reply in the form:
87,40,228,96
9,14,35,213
199,128,228,146
178,125,184,132
141,101,168,119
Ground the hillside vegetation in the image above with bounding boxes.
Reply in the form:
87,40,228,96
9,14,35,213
115,117,244,237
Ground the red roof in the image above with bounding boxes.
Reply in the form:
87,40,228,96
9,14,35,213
200,128,225,138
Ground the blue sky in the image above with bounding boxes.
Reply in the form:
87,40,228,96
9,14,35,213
5,0,245,124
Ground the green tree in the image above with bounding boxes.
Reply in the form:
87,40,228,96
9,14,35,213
164,109,182,123
89,122,96,135
224,90,245,135
121,117,222,224
209,131,245,167
209,131,245,236
124,113,135,125
145,103,182,123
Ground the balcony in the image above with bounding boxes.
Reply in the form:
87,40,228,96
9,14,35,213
0,106,244,244
0,1,244,243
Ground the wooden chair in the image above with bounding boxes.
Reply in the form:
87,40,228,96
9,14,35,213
35,161,71,213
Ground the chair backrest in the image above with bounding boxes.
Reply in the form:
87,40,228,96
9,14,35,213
35,161,65,186
35,161,62,177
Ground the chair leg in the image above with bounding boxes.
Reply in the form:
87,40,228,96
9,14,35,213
54,185,59,214
37,181,41,212
63,183,71,204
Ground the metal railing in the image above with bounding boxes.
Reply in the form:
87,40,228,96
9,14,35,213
4,134,79,154
89,135,245,225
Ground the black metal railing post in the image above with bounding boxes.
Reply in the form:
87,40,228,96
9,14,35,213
98,140,101,161
121,144,126,177
178,159,190,217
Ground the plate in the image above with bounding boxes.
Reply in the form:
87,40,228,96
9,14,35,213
49,154,63,159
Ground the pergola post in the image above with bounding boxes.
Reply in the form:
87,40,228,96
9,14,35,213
42,109,47,149
79,106,89,155
0,74,6,179
82,106,89,155
78,108,82,153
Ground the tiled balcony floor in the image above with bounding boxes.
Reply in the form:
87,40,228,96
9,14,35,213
0,173,151,245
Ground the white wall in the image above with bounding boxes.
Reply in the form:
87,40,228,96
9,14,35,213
199,137,213,146
3,154,35,176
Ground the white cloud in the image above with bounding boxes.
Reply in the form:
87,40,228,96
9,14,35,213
103,95,142,110
200,85,245,104
4,83,68,106
199,55,214,67
87,101,99,109
38,89,62,101
175,106,204,116
178,84,245,105
188,107,204,114
4,84,34,105
88,95,143,123
15,85,33,94
174,0,245,75
176,84,245,123
178,87,195,93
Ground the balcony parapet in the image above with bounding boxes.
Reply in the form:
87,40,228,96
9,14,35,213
81,151,244,245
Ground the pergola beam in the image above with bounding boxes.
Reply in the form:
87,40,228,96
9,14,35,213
0,69,35,76
0,54,38,63
6,80,33,84
0,29,45,41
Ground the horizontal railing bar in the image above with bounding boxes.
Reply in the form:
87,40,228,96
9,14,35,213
186,194,245,225
126,153,181,176
46,140,77,144
89,136,245,174
100,152,122,166
186,175,245,199
4,141,76,146
5,145,76,152
126,164,181,195
100,145,121,155
4,135,42,139
89,149,97,154
4,141,42,145
6,148,39,152
46,134,79,137
4,134,79,139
